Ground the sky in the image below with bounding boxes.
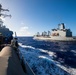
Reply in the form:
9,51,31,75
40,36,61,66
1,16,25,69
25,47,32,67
0,0,76,36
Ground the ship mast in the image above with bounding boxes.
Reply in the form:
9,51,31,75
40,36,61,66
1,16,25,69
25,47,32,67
0,4,11,27
0,4,11,18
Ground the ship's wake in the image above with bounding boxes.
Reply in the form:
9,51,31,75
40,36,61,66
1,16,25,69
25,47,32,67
19,43,76,75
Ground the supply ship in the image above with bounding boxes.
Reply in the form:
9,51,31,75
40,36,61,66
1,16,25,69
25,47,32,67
34,23,76,41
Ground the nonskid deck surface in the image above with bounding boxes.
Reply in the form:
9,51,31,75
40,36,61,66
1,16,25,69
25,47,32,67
0,46,35,75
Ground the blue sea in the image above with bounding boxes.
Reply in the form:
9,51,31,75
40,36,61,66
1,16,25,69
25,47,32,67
18,37,76,75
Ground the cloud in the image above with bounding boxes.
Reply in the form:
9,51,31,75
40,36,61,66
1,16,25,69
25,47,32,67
21,22,25,25
13,21,32,36
18,26,32,36
20,26,28,31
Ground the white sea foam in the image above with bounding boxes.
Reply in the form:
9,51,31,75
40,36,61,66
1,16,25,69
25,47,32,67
19,43,76,75
18,43,35,49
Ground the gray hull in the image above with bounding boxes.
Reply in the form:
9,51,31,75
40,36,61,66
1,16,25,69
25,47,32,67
33,36,76,41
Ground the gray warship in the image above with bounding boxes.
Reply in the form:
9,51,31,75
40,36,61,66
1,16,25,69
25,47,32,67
0,4,35,75
34,23,76,41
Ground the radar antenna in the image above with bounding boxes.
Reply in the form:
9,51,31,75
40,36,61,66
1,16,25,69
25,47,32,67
0,4,11,18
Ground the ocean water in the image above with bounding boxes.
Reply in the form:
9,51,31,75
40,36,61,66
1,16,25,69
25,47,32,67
18,37,76,75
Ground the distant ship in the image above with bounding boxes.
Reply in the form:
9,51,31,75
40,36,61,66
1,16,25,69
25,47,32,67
33,23,76,41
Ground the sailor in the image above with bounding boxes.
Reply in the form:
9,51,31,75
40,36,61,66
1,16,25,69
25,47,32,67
11,37,18,48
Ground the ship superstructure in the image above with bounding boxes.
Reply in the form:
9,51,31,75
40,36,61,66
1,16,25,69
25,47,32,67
0,4,13,42
51,23,72,37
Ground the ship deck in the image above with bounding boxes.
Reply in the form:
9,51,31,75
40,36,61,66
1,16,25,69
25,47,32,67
0,46,35,75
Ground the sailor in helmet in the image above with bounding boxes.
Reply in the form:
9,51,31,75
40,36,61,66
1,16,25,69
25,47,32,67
11,32,18,48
